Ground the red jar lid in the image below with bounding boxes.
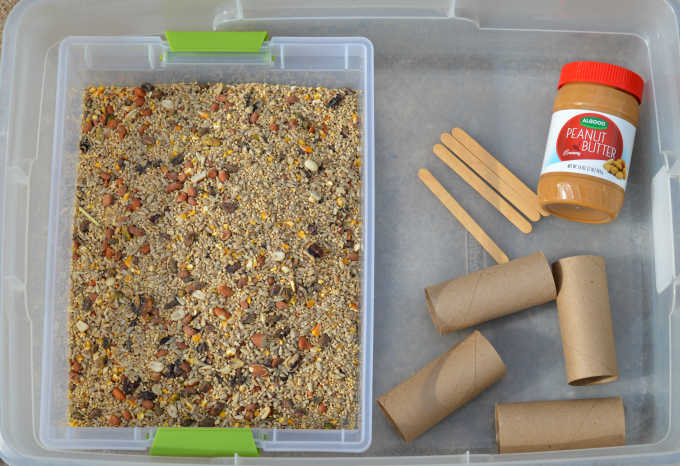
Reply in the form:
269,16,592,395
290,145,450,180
558,61,644,105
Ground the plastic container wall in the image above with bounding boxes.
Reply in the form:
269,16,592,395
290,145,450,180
1,0,680,465
40,35,375,453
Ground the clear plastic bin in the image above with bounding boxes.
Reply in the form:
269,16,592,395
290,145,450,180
40,35,375,453
1,0,680,465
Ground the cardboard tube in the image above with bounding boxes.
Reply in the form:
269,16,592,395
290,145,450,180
495,397,625,453
377,331,506,443
425,252,556,335
553,255,618,386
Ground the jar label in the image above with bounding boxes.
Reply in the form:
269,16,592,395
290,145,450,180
540,109,636,190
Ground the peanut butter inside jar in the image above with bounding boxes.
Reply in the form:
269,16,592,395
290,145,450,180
537,62,643,224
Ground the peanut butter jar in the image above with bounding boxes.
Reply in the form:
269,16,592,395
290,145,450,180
537,61,644,223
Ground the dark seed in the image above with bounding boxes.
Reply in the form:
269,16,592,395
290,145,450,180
241,313,255,324
102,337,110,349
184,232,195,247
134,163,149,175
164,298,179,310
282,399,293,410
80,220,91,233
307,224,318,235
221,202,237,213
210,402,224,417
181,418,194,427
307,243,324,259
140,390,157,401
168,259,178,274
140,82,154,93
170,154,184,165
88,409,101,419
83,296,92,312
141,136,155,145
159,336,171,345
149,213,162,224
131,293,153,316
269,285,280,297
185,281,205,293
200,417,214,428
160,233,172,242
275,327,290,339
326,94,343,109
226,261,241,274
319,334,331,348
80,137,91,154
224,164,239,173
128,225,146,236
266,314,283,325
122,378,140,395
294,408,307,417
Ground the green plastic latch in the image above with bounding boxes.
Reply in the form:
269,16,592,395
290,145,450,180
149,428,260,457
165,31,269,53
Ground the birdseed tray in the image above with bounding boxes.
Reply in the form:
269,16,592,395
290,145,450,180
67,81,363,430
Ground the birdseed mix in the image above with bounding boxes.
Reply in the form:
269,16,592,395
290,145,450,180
67,82,363,430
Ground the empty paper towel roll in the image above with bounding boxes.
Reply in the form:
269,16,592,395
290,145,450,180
376,331,506,443
495,397,625,453
553,255,618,385
425,252,557,334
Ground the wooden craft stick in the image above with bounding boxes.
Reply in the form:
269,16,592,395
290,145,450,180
418,169,509,264
434,144,532,233
450,128,550,216
441,134,541,222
